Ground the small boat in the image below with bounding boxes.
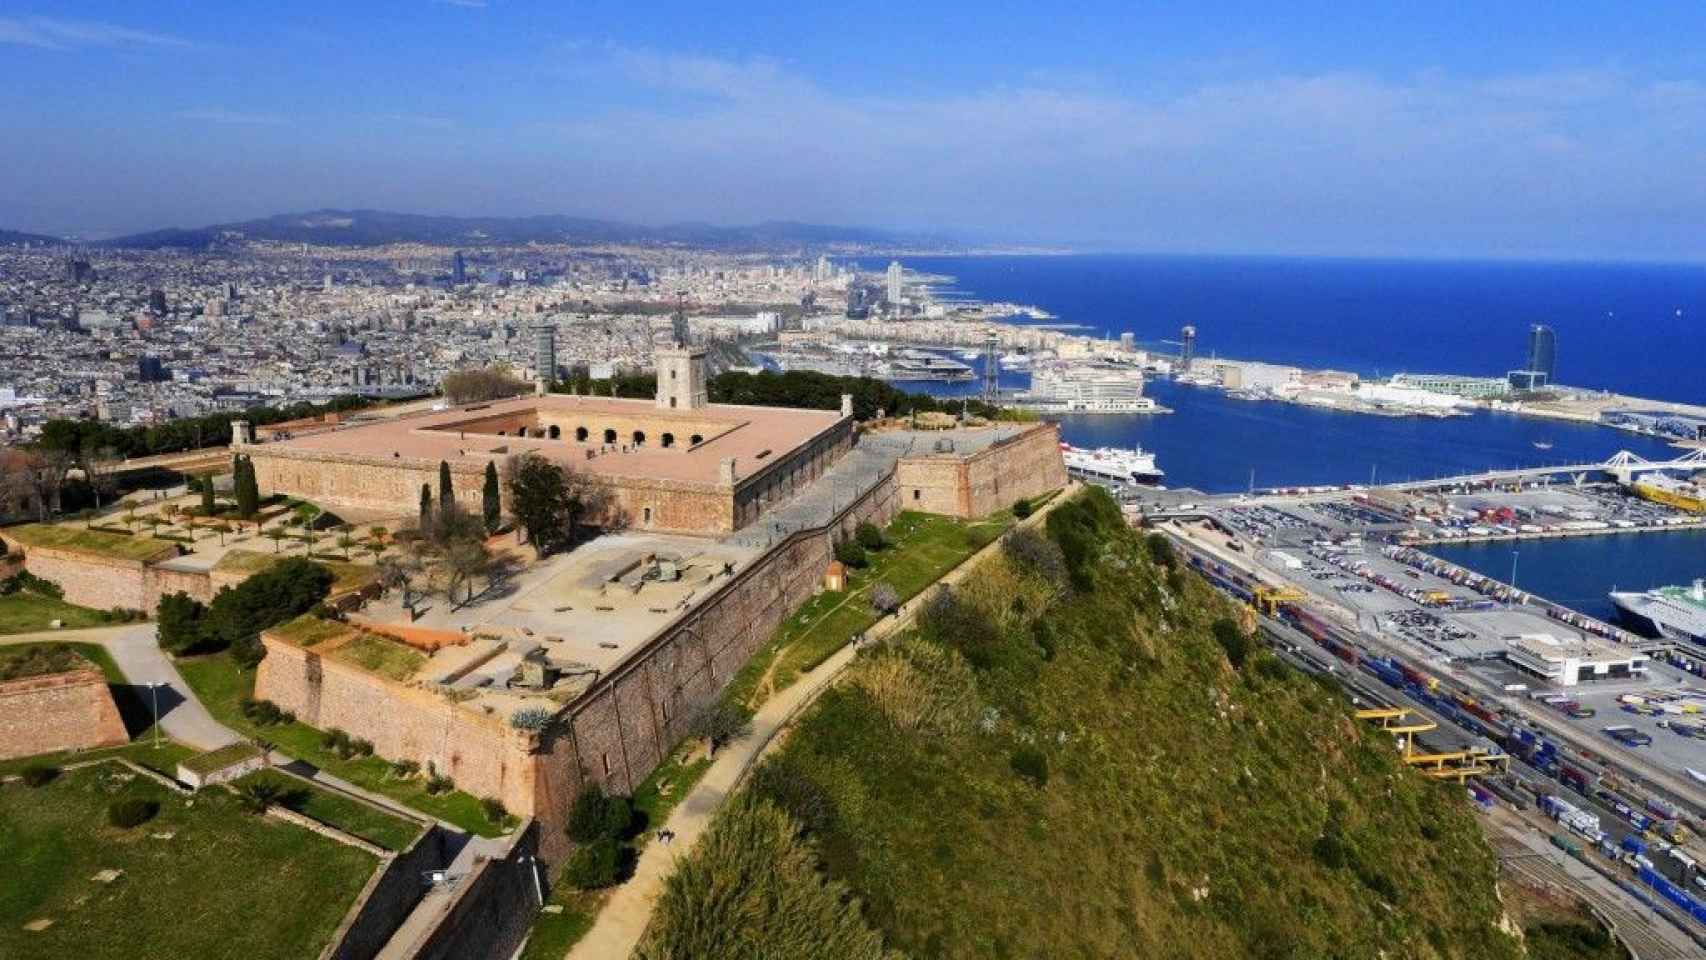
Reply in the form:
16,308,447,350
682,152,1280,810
1689,768,1706,786
1532,441,1554,450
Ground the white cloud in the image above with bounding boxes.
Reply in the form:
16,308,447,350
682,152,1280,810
175,108,290,126
0,16,191,51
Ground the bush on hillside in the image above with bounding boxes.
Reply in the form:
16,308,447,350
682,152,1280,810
916,586,1000,670
565,837,622,890
21,763,59,787
870,581,900,615
107,797,160,828
482,796,508,824
833,539,868,569
854,521,886,550
1009,746,1049,787
688,701,751,751
1001,527,1066,587
1145,532,1176,569
1212,617,1252,670
176,557,334,666
566,784,633,843
847,635,980,737
634,796,893,960
1045,486,1123,590
1011,498,1033,519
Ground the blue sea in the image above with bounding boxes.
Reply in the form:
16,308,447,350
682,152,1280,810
860,254,1706,620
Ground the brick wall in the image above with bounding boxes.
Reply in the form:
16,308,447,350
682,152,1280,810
8,543,153,612
144,564,216,609
895,422,1067,518
0,668,129,761
255,638,540,815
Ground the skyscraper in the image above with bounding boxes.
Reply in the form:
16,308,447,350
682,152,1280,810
1180,325,1197,372
532,323,557,385
1526,324,1556,382
452,251,467,285
886,260,903,304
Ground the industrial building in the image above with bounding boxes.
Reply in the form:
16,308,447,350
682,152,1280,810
1504,632,1649,687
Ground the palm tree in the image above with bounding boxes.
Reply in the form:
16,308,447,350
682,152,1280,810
212,521,232,546
336,532,357,560
264,528,287,553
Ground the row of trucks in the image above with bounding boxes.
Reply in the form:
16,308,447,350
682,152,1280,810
1534,693,1598,719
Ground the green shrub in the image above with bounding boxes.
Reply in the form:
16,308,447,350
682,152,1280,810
833,539,868,569
566,784,633,843
854,521,886,550
917,586,1000,670
107,797,160,828
1010,746,1049,787
424,764,455,795
482,796,508,824
1212,617,1252,670
322,728,351,754
1012,498,1034,519
350,738,374,758
157,591,208,654
1002,526,1066,586
21,763,59,787
240,696,287,726
1145,532,1176,569
390,759,420,779
238,778,286,814
565,837,621,889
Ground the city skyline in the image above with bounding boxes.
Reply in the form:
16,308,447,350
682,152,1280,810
4,4,1706,260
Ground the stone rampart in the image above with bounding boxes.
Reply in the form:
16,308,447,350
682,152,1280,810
0,667,129,761
7,543,151,611
895,422,1067,518
318,826,450,960
401,822,541,960
255,636,539,815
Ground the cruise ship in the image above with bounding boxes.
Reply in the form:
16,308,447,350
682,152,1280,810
1610,580,1706,644
1060,443,1164,486
1016,365,1157,414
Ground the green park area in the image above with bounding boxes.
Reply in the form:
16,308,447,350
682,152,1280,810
176,650,505,837
0,593,114,635
3,523,176,563
724,505,1031,710
0,762,378,960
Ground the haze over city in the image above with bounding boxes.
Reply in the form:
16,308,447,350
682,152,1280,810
6,2,1706,259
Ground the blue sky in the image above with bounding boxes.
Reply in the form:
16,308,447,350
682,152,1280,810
5,3,1706,258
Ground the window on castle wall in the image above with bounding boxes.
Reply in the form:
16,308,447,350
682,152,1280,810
576,426,588,442
690,434,702,446
549,425,560,439
601,753,611,777
604,428,617,444
643,506,652,525
661,433,674,448
914,489,922,500
633,430,646,445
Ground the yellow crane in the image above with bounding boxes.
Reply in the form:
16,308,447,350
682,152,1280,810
1252,585,1306,616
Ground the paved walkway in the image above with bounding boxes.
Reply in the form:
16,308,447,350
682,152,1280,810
566,485,1075,960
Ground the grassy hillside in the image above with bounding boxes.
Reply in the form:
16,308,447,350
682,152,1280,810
640,487,1529,960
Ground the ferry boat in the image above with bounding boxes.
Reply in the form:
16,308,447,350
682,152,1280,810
1629,473,1706,513
1532,440,1554,451
1060,443,1164,486
1610,579,1706,644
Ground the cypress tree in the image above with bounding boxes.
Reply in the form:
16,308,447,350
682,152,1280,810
200,474,215,514
235,456,259,518
419,484,432,532
482,461,502,535
438,460,454,521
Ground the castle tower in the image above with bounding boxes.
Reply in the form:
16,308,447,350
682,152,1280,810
655,296,708,410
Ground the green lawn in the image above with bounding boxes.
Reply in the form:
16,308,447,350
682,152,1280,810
519,891,600,960
0,762,379,960
176,652,502,837
0,740,195,780
329,633,426,682
763,510,1015,696
233,772,423,852
0,594,114,635
3,523,176,562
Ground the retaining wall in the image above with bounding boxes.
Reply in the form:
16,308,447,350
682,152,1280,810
0,667,129,761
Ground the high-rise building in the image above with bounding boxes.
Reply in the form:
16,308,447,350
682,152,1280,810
65,258,93,284
1180,325,1197,372
148,289,168,315
137,356,169,383
531,323,557,385
886,260,903,304
452,251,467,285
814,255,831,281
1527,324,1556,382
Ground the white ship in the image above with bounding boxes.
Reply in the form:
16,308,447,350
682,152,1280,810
1610,579,1706,644
1060,443,1164,486
1016,365,1157,414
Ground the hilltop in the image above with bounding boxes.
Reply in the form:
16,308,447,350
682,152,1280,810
0,228,62,247
98,209,954,252
639,488,1539,959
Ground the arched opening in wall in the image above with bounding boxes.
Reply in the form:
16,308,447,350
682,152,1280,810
669,397,677,409
575,426,588,442
604,428,617,445
494,429,504,436
643,506,653,526
632,430,646,446
548,425,561,440
689,434,702,446
661,433,675,448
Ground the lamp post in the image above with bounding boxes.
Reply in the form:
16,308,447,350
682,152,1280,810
1508,549,1520,607
150,681,163,748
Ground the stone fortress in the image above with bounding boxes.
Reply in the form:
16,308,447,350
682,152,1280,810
241,323,1068,859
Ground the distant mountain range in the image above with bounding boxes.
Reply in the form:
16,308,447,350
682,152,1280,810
0,228,62,247
80,209,956,251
